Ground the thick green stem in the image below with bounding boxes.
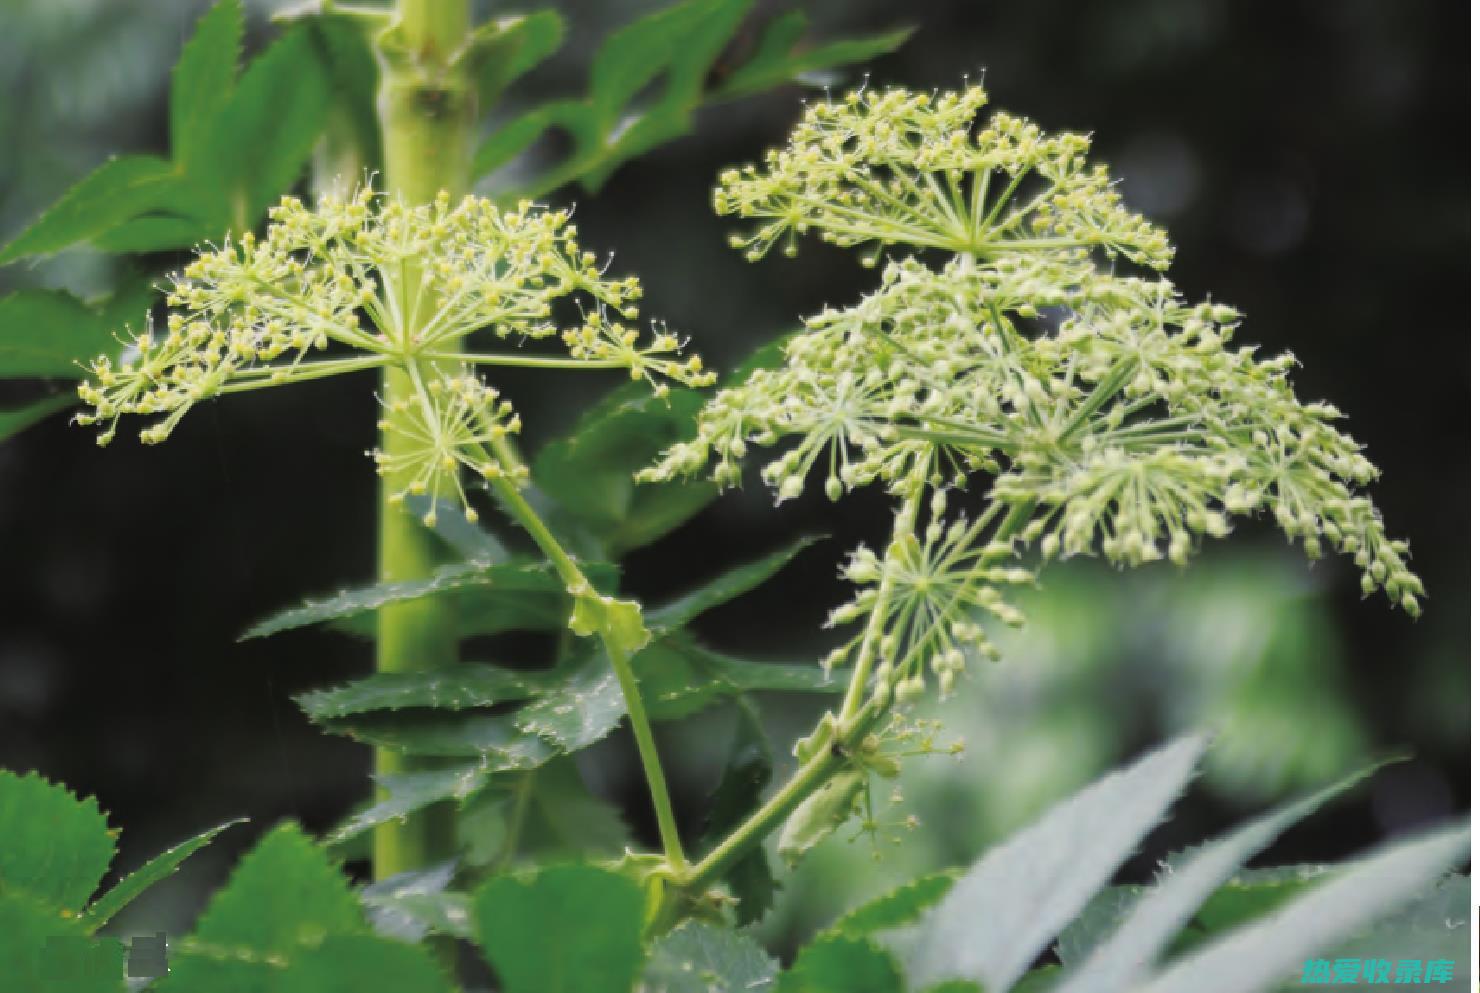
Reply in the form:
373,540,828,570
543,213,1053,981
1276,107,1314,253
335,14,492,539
372,0,475,882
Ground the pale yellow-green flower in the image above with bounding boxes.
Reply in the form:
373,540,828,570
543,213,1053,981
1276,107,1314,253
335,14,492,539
646,86,1421,711
76,187,713,523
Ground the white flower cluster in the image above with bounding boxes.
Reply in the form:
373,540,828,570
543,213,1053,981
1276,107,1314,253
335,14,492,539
647,86,1421,709
77,188,713,522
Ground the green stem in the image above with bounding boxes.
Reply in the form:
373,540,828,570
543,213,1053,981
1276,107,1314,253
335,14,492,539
685,495,1037,894
372,0,475,883
838,457,930,719
485,471,688,873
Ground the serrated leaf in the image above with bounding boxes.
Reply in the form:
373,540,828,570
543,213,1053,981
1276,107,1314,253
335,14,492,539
514,653,626,752
649,536,821,633
205,25,331,232
908,735,1207,993
189,822,365,952
534,382,714,556
0,770,115,912
324,765,488,846
81,818,245,932
591,0,745,119
364,890,473,941
0,285,147,379
644,921,779,993
1138,822,1468,993
296,666,540,722
359,861,458,942
172,0,244,167
327,709,556,769
457,758,631,868
829,872,958,938
694,644,845,694
241,559,557,640
278,934,455,993
698,703,776,924
0,290,106,378
302,9,383,173
323,654,627,766
1312,873,1468,987
1052,765,1380,993
1055,887,1142,970
473,864,645,993
519,757,631,858
474,2,908,196
474,100,586,178
0,156,182,264
467,12,566,106
779,935,905,993
0,396,71,442
0,891,125,993
408,496,511,563
716,20,912,99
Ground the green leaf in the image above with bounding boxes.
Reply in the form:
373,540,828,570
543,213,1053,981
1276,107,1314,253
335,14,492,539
241,559,557,640
712,9,806,96
458,758,630,868
301,8,383,172
649,536,821,632
534,382,714,556
0,396,71,442
322,653,626,767
323,765,488,846
0,155,181,264
0,290,127,379
466,12,566,106
172,0,244,167
1053,765,1381,993
81,818,245,932
514,652,627,753
205,25,331,232
0,892,125,993
829,872,958,937
473,100,586,178
694,643,845,694
779,935,905,993
473,2,909,196
644,921,779,993
697,703,776,924
1138,822,1469,993
187,822,365,952
365,891,473,941
359,861,458,942
516,757,631,858
907,735,1207,993
1191,865,1326,938
326,709,555,769
0,770,114,912
296,665,540,721
473,864,645,993
591,0,744,119
717,24,915,100
409,496,511,563
278,935,455,993
1313,873,1468,986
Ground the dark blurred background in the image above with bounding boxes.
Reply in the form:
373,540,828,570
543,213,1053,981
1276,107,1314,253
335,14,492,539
0,0,1467,946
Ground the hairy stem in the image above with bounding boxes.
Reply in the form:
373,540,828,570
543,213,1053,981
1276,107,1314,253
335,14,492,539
372,0,475,883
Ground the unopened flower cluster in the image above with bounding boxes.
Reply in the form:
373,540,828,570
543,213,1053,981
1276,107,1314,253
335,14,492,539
648,86,1422,714
76,188,712,523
